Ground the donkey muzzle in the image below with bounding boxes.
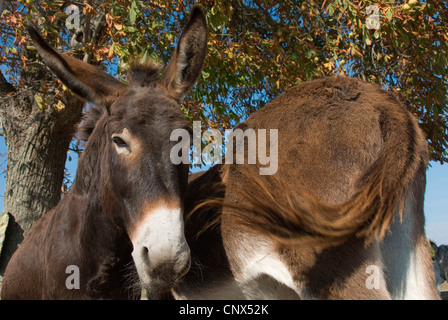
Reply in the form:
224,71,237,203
131,205,191,292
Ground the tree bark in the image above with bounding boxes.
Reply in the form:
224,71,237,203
0,79,84,276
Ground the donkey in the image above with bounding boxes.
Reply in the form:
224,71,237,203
174,78,440,298
1,7,207,299
433,245,448,294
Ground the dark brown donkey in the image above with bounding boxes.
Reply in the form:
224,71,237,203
1,7,207,299
175,77,440,299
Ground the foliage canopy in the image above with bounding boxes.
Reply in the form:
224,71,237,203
1,0,447,162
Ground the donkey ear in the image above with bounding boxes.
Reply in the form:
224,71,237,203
28,25,127,106
161,6,208,100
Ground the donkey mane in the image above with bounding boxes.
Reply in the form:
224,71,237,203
128,60,162,87
77,104,107,142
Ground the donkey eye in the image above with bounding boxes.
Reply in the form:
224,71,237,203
112,136,128,148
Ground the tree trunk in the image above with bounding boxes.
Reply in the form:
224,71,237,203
0,84,84,277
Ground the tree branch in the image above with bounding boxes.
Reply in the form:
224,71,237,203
82,0,92,63
0,70,16,96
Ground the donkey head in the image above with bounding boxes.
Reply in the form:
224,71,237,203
28,7,207,294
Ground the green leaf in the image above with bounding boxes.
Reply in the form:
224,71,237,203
327,3,335,16
386,7,393,20
34,93,47,110
340,0,348,12
125,26,137,33
151,20,164,28
362,26,371,45
211,4,217,16
140,49,149,63
129,0,137,24
373,30,380,39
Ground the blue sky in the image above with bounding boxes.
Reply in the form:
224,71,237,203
424,162,448,245
0,135,446,245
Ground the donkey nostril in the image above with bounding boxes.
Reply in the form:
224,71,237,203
141,246,150,266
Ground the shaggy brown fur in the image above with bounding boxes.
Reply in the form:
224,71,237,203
226,76,427,246
188,76,428,248
175,75,438,299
